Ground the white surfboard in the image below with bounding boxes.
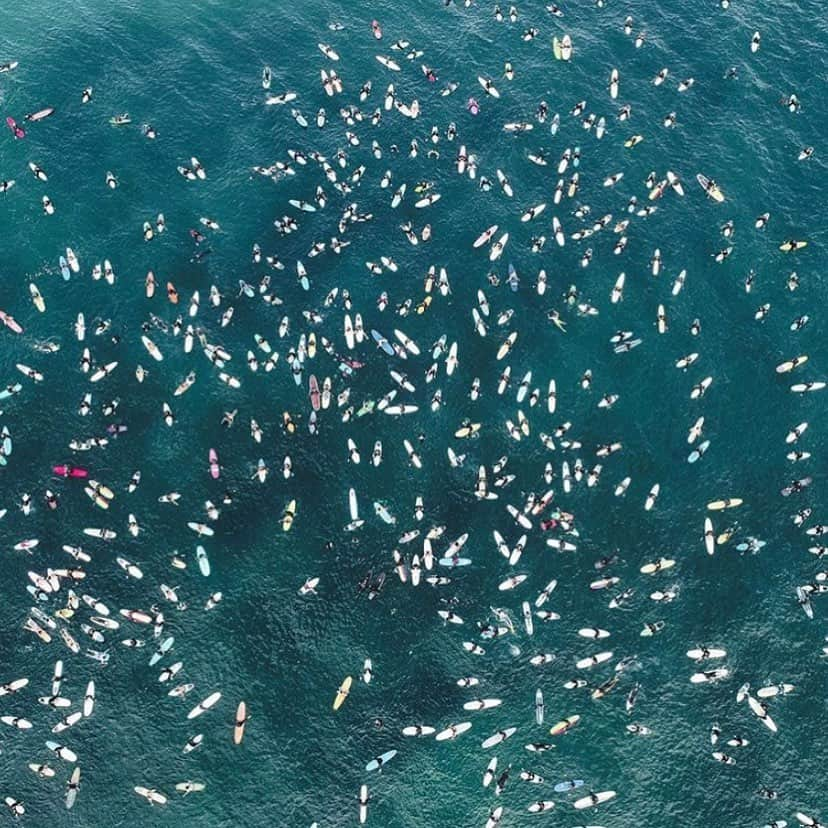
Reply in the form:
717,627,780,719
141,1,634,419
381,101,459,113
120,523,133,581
481,727,516,749
686,647,727,660
463,698,502,711
574,790,616,809
83,680,95,716
196,546,211,576
576,651,613,669
187,691,221,720
435,721,472,741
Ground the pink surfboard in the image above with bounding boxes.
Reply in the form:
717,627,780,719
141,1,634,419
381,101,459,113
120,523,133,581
6,117,25,139
53,465,88,478
309,375,321,412
209,449,220,480
0,311,23,334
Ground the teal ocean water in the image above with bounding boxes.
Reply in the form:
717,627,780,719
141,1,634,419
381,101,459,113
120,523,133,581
0,0,826,825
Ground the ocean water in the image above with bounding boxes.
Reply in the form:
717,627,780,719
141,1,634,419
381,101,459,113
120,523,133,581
0,0,826,825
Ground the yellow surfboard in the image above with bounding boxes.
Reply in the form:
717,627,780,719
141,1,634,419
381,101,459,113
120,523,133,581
552,37,562,60
549,714,580,736
454,423,481,439
707,498,743,511
333,676,352,711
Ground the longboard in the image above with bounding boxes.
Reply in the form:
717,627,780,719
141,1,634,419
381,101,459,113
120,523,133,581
333,675,352,710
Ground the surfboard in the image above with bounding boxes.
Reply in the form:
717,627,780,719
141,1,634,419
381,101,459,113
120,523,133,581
435,721,472,741
141,335,163,361
549,715,580,736
29,283,46,312
83,680,95,716
463,698,502,711
578,627,610,639
46,741,77,763
704,517,715,555
83,527,116,539
609,67,619,98
402,725,435,737
188,691,221,719
481,727,516,749
640,558,675,574
374,502,396,524
553,779,585,793
208,449,220,480
574,790,616,809
485,806,503,828
0,678,29,696
120,609,153,624
697,173,724,202
65,766,81,809
577,651,613,669
347,488,360,522
309,375,321,411
496,331,517,360
756,683,794,698
707,498,743,510
1,715,32,729
234,700,247,744
455,423,481,439
376,55,401,71
687,647,727,660
776,356,808,373
552,37,562,60
134,786,167,805
690,668,729,683
747,695,777,731
371,330,395,356
473,225,498,248
365,749,397,771
89,480,114,500
333,675,352,710
196,546,211,576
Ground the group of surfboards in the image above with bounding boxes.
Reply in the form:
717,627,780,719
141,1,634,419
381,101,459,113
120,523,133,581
0,2,823,827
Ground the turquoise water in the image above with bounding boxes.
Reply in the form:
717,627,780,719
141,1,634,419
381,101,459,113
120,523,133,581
0,0,826,825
